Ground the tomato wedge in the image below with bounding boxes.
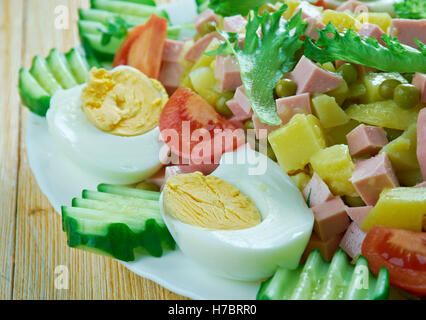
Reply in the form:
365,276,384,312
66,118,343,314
113,14,168,79
159,87,245,166
361,226,426,296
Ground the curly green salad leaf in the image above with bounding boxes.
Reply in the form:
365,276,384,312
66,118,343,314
207,7,307,125
304,23,426,73
394,0,426,19
209,0,279,17
98,16,132,45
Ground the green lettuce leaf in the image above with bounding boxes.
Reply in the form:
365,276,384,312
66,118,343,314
207,7,307,125
209,0,279,17
394,0,426,19
304,23,426,73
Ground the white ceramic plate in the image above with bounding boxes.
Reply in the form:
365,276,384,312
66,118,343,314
26,0,260,300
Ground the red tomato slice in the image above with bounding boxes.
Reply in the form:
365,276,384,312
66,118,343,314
361,226,426,296
159,87,245,166
113,14,168,79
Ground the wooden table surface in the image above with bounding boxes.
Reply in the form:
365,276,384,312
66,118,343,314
0,0,188,300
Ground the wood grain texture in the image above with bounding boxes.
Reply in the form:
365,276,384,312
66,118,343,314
2,0,188,300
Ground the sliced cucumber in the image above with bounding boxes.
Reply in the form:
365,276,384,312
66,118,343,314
79,32,121,62
257,249,390,300
62,184,175,261
18,68,51,116
65,48,90,84
78,20,106,35
91,0,169,20
98,183,161,201
79,8,147,25
29,56,62,94
114,0,156,6
45,49,78,89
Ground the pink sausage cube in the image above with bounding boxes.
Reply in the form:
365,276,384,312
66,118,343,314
276,93,312,125
302,232,344,262
223,15,247,33
345,206,372,227
336,0,366,12
158,61,183,95
194,8,220,35
162,40,184,62
350,152,399,206
389,19,426,49
417,108,426,180
412,73,426,103
185,33,223,62
346,124,388,157
178,163,219,176
358,23,385,46
339,222,367,259
312,196,351,241
415,181,426,187
290,56,343,94
226,86,253,121
251,114,280,139
293,1,322,19
305,17,326,40
303,172,334,208
215,55,242,91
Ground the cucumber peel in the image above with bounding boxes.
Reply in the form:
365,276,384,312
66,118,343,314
62,184,175,261
257,249,390,300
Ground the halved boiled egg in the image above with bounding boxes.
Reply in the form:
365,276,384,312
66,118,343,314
46,66,168,184
160,146,314,281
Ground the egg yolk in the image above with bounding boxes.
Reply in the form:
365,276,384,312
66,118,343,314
163,172,262,230
81,67,168,136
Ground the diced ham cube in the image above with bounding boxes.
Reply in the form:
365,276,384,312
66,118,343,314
417,108,426,180
415,181,426,187
162,40,184,62
290,56,342,94
302,232,344,262
276,93,312,125
252,115,280,139
223,15,247,33
215,55,242,91
194,8,220,35
293,1,322,19
312,196,351,241
303,172,334,208
305,17,325,40
339,222,367,259
227,117,245,129
336,0,366,12
350,152,399,206
225,86,253,121
389,19,426,49
178,163,219,176
345,206,372,228
412,73,426,103
358,23,385,46
346,124,388,157
185,33,223,62
158,61,183,95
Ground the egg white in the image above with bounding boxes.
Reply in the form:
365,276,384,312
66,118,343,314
160,146,314,281
46,67,165,184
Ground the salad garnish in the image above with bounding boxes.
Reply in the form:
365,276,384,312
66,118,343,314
304,23,426,73
207,6,307,125
98,16,132,45
394,0,426,20
208,0,278,17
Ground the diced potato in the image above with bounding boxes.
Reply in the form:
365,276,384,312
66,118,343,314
347,81,366,100
282,0,302,19
381,124,419,172
290,172,311,191
345,100,421,130
268,114,326,174
310,144,358,196
356,12,392,34
189,67,221,106
322,10,362,31
325,119,360,145
361,187,426,232
360,72,407,104
311,94,350,129
327,79,349,106
397,170,424,187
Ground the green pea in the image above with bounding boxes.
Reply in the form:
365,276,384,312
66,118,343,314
244,119,254,130
337,63,358,85
379,79,401,99
215,95,233,117
199,21,217,36
393,84,420,109
275,79,297,98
